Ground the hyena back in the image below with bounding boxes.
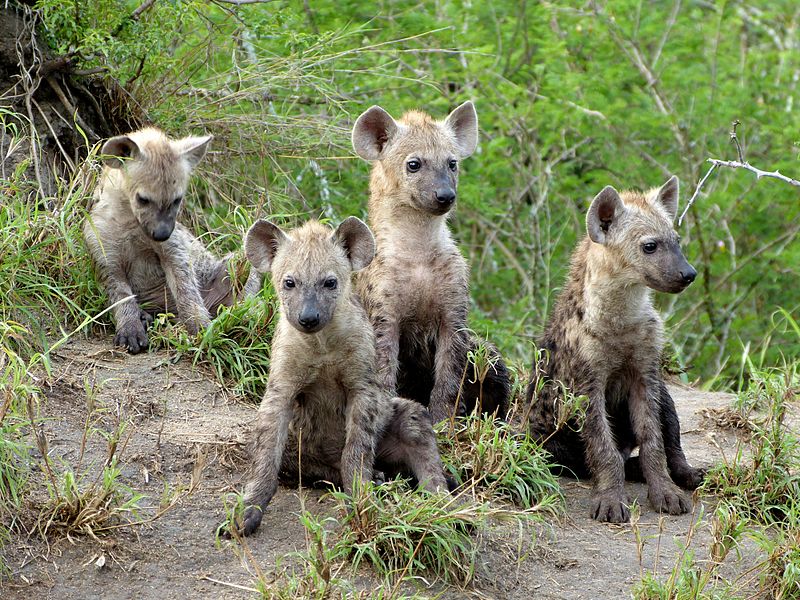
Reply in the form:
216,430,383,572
236,217,448,536
525,176,704,523
352,102,511,423
83,128,260,353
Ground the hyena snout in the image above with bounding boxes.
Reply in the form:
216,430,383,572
434,186,456,209
646,247,697,294
151,220,175,242
297,302,321,332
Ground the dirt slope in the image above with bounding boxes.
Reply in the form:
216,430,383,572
1,338,762,599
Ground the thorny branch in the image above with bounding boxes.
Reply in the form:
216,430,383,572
679,121,800,226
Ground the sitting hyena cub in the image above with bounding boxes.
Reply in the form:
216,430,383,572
84,128,260,353
525,176,704,523
234,217,448,536
351,101,511,423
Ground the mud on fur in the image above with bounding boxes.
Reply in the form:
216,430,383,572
525,176,705,523
83,128,260,354
228,217,449,537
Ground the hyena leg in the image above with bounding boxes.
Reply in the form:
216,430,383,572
104,267,149,354
582,391,629,522
159,243,211,334
542,428,592,479
239,382,294,536
376,398,448,492
629,377,690,515
372,311,401,393
339,387,381,495
429,325,470,423
460,336,511,419
658,381,705,489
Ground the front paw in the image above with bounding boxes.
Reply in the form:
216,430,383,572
182,308,212,335
216,505,263,539
591,489,630,523
114,319,148,354
649,482,691,515
672,465,706,490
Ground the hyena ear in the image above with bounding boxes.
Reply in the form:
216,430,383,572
352,106,398,161
101,135,140,168
175,134,213,169
586,186,625,245
444,101,478,159
655,175,679,221
332,217,375,272
245,219,289,274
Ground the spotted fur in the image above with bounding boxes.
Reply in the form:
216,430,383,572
236,218,448,537
352,102,510,423
83,128,260,353
525,176,704,523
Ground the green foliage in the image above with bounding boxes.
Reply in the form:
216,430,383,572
22,0,799,385
436,414,562,510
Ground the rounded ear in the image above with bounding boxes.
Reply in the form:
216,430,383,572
586,186,624,245
245,219,289,274
332,217,375,272
444,101,478,159
655,175,679,221
175,134,213,169
351,106,398,161
101,135,140,168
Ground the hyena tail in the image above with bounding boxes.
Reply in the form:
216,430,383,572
460,336,511,420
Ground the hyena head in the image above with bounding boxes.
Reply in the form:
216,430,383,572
351,101,478,216
244,217,375,334
586,175,697,294
101,128,212,242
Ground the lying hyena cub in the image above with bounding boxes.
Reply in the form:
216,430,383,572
351,101,511,423
235,217,448,536
84,128,260,354
525,176,704,523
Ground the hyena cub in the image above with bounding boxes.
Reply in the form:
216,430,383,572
235,217,448,536
525,176,704,523
84,128,260,354
351,102,511,423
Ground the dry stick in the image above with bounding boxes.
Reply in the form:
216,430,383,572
679,120,800,226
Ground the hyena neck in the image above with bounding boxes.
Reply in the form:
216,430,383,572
368,196,452,254
580,241,655,332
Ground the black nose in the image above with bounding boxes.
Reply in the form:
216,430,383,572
681,267,697,284
435,188,456,206
298,312,320,330
152,224,173,242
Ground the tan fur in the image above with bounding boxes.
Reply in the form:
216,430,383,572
84,128,260,353
352,102,510,422
236,218,448,537
526,176,703,523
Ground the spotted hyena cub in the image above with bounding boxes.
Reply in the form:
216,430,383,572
525,176,704,523
234,217,448,536
84,128,260,353
351,101,511,423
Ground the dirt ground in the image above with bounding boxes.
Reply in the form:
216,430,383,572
1,337,767,599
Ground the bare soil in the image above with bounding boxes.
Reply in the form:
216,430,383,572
1,338,768,599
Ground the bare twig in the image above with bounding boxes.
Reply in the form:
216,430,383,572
678,163,718,226
679,121,800,225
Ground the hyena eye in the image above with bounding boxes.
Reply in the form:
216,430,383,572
406,159,421,173
136,193,150,206
448,159,457,172
172,196,183,208
642,242,658,254
323,277,337,290
284,277,295,289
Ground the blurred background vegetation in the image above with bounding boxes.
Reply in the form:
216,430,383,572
2,0,799,389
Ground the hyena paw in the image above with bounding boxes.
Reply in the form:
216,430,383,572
372,470,386,485
114,319,149,354
591,490,630,523
240,506,263,536
672,465,706,490
649,483,691,515
183,309,212,335
139,309,154,329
